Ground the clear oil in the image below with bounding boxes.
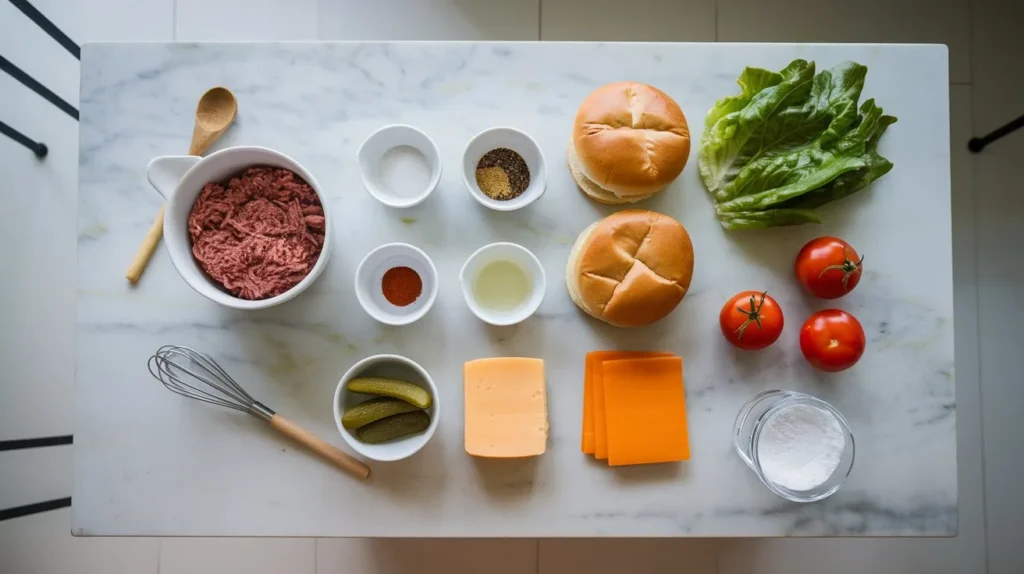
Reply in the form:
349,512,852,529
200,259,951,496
473,260,530,311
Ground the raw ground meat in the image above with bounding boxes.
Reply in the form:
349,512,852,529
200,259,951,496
188,166,326,300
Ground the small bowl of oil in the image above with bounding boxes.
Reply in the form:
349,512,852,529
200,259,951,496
459,242,546,326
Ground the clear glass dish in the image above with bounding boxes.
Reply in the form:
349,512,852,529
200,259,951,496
733,390,856,503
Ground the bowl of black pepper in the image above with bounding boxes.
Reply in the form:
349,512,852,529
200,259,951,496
462,127,547,211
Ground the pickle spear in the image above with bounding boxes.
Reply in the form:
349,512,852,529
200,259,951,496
356,411,431,444
342,397,421,429
347,377,432,408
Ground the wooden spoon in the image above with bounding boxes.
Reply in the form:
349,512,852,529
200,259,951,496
126,87,237,284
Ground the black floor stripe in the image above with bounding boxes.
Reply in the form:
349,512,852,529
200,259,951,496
0,55,79,120
0,119,48,157
0,498,72,522
0,435,73,452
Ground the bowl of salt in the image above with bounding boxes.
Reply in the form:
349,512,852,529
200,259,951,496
357,124,441,208
733,390,855,503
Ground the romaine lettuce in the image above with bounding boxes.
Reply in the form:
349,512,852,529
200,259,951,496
698,60,896,230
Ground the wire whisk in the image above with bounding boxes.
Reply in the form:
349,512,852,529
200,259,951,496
149,345,264,415
148,345,370,480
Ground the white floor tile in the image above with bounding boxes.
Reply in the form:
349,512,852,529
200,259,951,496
717,0,971,84
538,539,719,574
948,84,988,571
718,85,986,574
317,539,538,574
318,0,539,40
175,0,318,41
0,0,173,442
540,0,715,41
0,509,159,574
160,538,316,574
972,3,1024,573
0,1,78,108
30,0,175,42
0,446,71,510
0,76,78,440
0,0,173,103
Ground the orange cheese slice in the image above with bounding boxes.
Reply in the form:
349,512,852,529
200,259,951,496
586,351,673,459
582,355,596,454
602,356,690,466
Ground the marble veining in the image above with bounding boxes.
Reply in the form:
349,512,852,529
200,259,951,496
75,42,955,537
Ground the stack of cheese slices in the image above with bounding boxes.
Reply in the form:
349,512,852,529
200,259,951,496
582,351,690,466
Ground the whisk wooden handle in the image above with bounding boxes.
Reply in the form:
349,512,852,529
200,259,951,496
270,415,371,480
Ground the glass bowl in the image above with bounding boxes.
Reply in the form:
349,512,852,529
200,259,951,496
733,390,856,503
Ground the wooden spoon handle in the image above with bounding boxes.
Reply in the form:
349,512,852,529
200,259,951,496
269,414,371,480
125,205,165,284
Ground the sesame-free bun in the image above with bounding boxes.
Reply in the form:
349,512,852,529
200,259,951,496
565,210,694,327
569,82,690,204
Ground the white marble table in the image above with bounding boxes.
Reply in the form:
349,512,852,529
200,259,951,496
75,42,955,537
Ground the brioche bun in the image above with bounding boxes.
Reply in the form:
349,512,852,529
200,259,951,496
569,82,690,204
565,210,694,327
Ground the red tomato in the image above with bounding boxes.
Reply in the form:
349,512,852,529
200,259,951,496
719,291,784,350
795,237,863,299
800,309,866,372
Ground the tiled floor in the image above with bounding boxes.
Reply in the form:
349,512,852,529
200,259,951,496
2,0,1020,572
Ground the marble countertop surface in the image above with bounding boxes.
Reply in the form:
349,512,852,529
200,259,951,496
75,42,955,537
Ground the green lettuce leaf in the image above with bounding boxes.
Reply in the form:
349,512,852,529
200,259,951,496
698,60,896,229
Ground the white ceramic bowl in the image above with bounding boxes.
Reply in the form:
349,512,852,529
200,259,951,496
460,242,546,326
354,243,438,325
334,354,439,462
146,146,332,310
357,125,441,208
462,127,547,211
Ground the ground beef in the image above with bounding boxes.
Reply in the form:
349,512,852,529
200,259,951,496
187,166,326,300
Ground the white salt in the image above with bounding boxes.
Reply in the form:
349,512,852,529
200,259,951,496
757,403,845,491
377,145,430,199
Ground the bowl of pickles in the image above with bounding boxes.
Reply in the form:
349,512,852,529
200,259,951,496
333,354,439,462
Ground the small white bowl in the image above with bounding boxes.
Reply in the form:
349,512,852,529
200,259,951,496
354,243,438,325
357,125,441,208
462,127,547,211
146,146,331,310
460,242,546,326
334,354,439,462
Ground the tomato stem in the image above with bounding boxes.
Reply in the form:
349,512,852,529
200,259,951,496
734,291,767,340
819,249,864,292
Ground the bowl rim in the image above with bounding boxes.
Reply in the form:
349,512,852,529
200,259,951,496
354,242,439,325
161,145,332,310
459,241,547,326
332,353,440,462
461,126,547,212
357,124,442,209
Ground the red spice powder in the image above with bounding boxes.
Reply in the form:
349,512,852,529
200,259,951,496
188,166,325,300
381,266,422,307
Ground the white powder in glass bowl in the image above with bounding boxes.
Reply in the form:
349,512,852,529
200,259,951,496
756,403,845,491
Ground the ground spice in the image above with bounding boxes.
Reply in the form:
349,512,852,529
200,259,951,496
381,266,422,307
475,167,512,198
475,147,530,200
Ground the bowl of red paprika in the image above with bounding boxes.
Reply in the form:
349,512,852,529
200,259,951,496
354,242,438,325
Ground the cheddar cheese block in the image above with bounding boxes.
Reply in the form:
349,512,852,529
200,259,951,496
602,356,690,466
464,358,548,458
586,351,673,459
